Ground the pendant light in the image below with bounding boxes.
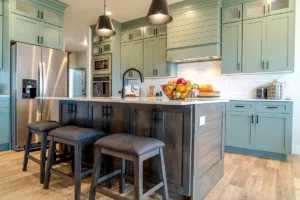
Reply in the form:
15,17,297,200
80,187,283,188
147,0,173,24
95,0,116,37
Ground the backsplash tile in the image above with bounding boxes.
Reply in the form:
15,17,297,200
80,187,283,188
129,60,294,100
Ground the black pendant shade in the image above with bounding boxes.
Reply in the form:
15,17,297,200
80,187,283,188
147,0,173,24
95,0,116,37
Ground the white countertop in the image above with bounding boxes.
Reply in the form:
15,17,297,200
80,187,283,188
0,95,10,97
36,97,229,105
228,98,293,102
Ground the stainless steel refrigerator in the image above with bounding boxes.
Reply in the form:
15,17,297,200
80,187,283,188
11,42,68,150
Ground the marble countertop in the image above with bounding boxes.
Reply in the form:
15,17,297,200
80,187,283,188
228,98,293,102
0,95,10,97
36,96,229,105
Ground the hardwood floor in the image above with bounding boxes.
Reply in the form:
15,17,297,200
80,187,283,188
0,150,299,200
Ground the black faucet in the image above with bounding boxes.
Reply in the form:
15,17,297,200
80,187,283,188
121,68,144,98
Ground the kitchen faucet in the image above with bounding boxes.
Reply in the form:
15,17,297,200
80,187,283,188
122,68,144,98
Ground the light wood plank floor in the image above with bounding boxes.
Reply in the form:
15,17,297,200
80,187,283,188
0,150,299,200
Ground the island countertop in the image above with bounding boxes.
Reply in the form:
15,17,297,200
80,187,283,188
36,96,229,105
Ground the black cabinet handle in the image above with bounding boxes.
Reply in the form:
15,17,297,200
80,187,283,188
238,10,241,18
256,115,259,124
153,29,156,36
37,36,40,43
155,28,158,35
41,11,44,19
68,103,72,114
38,10,40,18
266,106,278,109
251,115,254,124
73,103,77,114
41,36,44,44
235,105,245,108
102,105,105,117
152,108,157,122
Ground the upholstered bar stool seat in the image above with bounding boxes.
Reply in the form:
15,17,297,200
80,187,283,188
44,126,106,200
89,134,169,200
23,120,63,184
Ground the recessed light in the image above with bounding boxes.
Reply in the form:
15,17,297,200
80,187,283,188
105,11,112,16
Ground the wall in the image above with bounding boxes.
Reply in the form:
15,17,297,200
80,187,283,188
76,52,87,68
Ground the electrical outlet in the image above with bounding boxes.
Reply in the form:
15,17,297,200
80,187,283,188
200,116,206,126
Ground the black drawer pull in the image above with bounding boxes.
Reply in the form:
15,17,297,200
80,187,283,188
251,115,254,124
256,115,259,124
235,106,245,108
266,106,279,109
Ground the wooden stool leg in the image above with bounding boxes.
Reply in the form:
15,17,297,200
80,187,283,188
74,143,82,200
40,133,47,184
134,157,143,200
23,129,33,171
89,147,102,200
119,159,125,194
43,137,56,189
159,148,169,200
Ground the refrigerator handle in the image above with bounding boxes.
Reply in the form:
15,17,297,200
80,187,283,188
38,62,43,113
41,62,46,114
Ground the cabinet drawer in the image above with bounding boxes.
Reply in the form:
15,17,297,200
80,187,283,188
256,102,293,114
227,101,255,112
0,97,10,108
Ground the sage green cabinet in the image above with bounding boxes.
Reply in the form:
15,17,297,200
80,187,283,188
243,0,267,20
144,35,169,77
268,0,294,15
121,40,143,79
11,14,63,50
93,35,111,45
11,14,40,46
39,6,64,27
222,22,242,74
265,12,294,72
93,42,112,56
0,97,10,151
40,22,63,50
0,0,3,15
255,113,292,154
222,4,242,24
226,111,255,149
12,0,39,20
0,16,2,70
121,27,144,43
226,101,293,155
144,24,167,38
242,17,266,73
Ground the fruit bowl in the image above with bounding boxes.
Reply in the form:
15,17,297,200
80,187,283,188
161,78,193,100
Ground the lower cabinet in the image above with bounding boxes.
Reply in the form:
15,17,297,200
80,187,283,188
59,101,89,127
226,101,293,156
0,16,2,69
0,97,10,151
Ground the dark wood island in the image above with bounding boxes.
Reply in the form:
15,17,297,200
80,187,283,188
37,97,228,200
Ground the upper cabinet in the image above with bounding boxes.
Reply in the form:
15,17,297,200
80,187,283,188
0,0,4,15
144,24,167,38
0,16,2,69
121,27,144,43
10,0,68,50
243,0,294,20
222,4,243,24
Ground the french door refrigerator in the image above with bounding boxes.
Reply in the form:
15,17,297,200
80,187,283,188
11,42,68,150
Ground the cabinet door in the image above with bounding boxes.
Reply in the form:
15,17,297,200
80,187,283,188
243,0,267,20
155,35,168,77
89,102,108,132
156,25,167,36
226,111,255,149
221,22,242,74
40,22,63,50
12,0,39,20
130,40,143,78
144,25,156,39
121,30,132,43
40,7,64,27
222,4,242,24
121,42,132,79
73,101,89,127
11,14,40,46
106,103,130,134
59,101,74,125
268,0,294,15
0,108,10,145
242,17,267,73
143,37,156,77
157,105,193,196
255,113,292,154
0,0,3,15
131,27,144,41
0,16,2,69
266,13,294,72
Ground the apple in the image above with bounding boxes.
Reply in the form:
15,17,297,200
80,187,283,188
177,78,187,85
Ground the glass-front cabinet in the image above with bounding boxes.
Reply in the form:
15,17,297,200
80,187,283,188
222,4,243,24
243,0,294,20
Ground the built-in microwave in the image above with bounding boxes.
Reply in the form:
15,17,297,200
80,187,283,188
92,54,112,75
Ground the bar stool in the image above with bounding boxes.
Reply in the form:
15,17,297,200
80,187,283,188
89,133,169,200
43,126,106,200
23,120,62,184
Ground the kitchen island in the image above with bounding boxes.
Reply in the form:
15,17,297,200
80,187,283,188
37,97,228,200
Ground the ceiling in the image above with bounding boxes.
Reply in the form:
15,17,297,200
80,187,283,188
60,0,183,52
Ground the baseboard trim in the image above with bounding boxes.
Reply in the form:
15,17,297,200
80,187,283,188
0,143,10,152
292,145,300,155
225,146,287,161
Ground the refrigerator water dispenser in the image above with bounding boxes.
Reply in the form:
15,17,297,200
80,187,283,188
22,79,37,99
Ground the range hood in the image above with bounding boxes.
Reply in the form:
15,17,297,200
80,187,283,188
167,0,222,63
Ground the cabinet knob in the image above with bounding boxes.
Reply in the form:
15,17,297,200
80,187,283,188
41,11,44,19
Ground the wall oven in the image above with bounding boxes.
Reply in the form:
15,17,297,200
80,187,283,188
93,75,111,97
92,54,112,75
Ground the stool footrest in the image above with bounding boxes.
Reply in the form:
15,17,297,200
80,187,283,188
81,169,93,178
96,187,131,200
142,182,163,199
98,169,122,184
50,169,75,183
27,155,41,164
